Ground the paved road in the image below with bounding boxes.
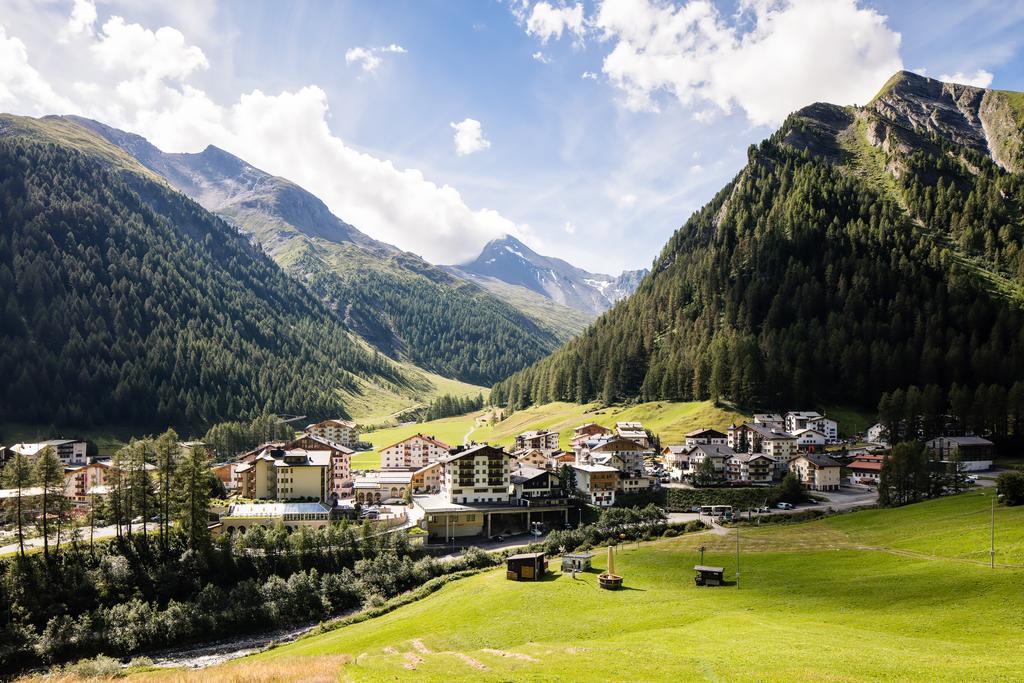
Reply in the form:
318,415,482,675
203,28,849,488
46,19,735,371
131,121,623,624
0,523,121,556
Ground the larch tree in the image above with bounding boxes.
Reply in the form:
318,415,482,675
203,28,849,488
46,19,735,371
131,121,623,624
2,451,36,559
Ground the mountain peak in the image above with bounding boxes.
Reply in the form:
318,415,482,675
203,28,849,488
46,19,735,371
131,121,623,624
455,234,646,316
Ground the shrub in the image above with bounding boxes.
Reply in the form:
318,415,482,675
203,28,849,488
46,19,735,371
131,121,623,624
996,471,1024,506
65,654,122,678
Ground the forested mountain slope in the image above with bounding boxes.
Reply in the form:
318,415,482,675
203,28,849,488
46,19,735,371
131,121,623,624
63,116,562,385
492,72,1024,412
0,114,418,427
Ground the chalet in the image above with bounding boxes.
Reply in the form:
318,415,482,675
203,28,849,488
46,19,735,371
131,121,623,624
615,421,650,447
662,445,687,470
512,448,551,470
63,460,111,505
925,436,995,471
684,428,727,447
785,412,838,442
685,443,734,476
866,423,888,445
549,451,576,468
379,433,450,470
510,466,561,500
728,423,796,457
848,456,883,484
515,429,559,451
570,463,618,507
572,423,612,447
353,470,414,503
753,414,785,430
808,416,839,443
792,428,827,450
63,459,156,505
11,439,88,466
211,462,236,491
584,436,650,478
410,460,443,494
726,453,774,485
784,411,822,433
789,454,842,491
305,419,360,449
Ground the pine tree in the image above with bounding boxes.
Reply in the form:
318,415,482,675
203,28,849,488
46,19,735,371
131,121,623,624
33,446,64,562
174,445,212,550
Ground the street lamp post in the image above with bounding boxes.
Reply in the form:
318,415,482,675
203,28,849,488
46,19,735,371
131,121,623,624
990,494,996,569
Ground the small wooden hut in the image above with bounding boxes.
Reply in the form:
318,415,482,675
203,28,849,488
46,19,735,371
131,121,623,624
561,552,594,572
506,552,547,581
694,565,725,586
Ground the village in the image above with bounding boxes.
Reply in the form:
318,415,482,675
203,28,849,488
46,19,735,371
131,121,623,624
0,410,997,553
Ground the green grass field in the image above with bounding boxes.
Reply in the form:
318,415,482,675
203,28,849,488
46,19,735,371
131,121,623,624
353,400,749,471
137,492,1023,681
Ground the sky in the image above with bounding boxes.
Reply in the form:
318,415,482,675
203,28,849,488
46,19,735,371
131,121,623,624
1,0,1023,273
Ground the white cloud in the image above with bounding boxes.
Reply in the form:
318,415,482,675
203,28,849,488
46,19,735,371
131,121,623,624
581,70,599,80
63,0,97,40
344,44,406,73
0,26,75,114
532,51,551,64
450,118,491,156
91,15,209,84
564,220,576,234
583,0,904,125
617,193,637,207
939,69,993,88
525,2,585,44
0,8,519,264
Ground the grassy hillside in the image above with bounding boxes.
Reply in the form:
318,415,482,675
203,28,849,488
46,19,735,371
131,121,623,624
130,493,1023,681
353,400,748,470
443,270,594,342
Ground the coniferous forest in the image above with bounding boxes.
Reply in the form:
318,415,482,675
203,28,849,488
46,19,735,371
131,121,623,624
0,128,410,428
492,78,1024,414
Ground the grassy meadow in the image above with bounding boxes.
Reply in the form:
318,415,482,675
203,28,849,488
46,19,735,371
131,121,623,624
120,492,1024,682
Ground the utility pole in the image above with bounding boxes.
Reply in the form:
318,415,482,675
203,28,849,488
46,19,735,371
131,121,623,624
990,494,996,569
737,524,745,589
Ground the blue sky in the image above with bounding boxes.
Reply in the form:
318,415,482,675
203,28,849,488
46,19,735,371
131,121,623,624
2,0,1024,272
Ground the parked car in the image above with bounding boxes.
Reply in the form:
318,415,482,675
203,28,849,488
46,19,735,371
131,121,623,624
690,506,702,513
757,506,771,513
775,502,794,510
489,534,504,542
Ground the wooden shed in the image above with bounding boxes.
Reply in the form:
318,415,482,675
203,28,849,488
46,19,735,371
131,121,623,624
506,552,547,581
694,565,725,586
561,552,595,572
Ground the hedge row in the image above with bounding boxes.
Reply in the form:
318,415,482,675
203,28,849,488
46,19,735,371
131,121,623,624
616,488,778,511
